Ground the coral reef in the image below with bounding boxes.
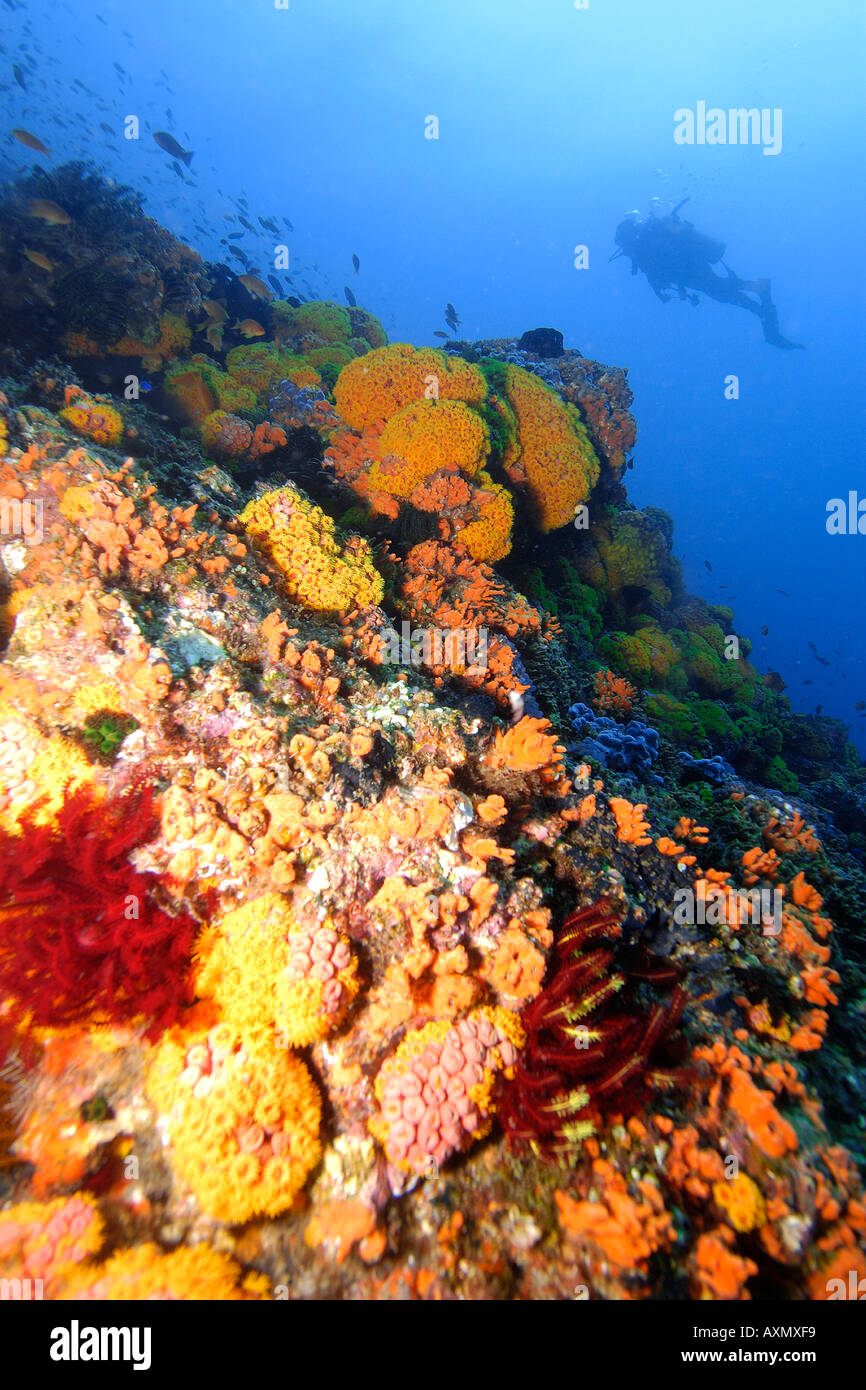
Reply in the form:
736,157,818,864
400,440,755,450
240,483,384,612
146,1019,322,1223
370,1007,524,1176
0,784,198,1040
0,175,863,1305
569,702,662,783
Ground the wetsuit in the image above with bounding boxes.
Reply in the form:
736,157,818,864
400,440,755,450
614,211,803,349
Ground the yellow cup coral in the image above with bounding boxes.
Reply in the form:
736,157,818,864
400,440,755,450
712,1173,766,1233
453,473,514,562
60,1243,269,1300
371,398,489,497
146,1020,322,1223
334,343,486,431
59,393,123,448
240,484,384,612
194,892,359,1047
502,364,600,531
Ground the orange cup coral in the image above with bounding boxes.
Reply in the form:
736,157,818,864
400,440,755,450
334,343,486,431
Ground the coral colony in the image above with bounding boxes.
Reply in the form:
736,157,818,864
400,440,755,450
0,162,864,1303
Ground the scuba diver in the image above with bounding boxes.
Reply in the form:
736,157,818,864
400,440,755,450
610,199,803,349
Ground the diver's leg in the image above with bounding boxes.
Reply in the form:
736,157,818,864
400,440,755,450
758,301,805,349
720,265,771,301
700,273,764,314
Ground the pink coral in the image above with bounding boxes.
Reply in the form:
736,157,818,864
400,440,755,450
371,1007,524,1176
0,1193,103,1292
0,717,41,813
201,410,253,461
287,922,354,1017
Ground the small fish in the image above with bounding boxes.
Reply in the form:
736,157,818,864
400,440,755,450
433,330,449,338
283,217,294,232
445,301,461,332
12,127,50,155
27,198,71,224
704,559,712,572
803,680,814,686
202,298,227,322
238,273,272,300
228,247,249,264
760,625,769,636
267,274,282,295
352,252,360,273
12,63,26,88
853,700,866,711
139,380,152,392
233,318,265,337
204,323,224,350
23,247,53,270
153,130,193,166
286,295,302,308
228,231,245,240
808,641,831,667
99,121,114,136
237,215,255,232
777,589,789,596
343,285,356,307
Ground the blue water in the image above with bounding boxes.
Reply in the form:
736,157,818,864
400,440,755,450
4,0,864,750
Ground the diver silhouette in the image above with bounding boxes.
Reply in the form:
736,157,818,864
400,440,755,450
610,199,803,349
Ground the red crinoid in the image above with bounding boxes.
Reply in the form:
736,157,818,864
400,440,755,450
498,898,686,1155
0,782,199,1045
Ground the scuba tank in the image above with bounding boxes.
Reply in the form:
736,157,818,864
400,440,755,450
670,198,725,263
